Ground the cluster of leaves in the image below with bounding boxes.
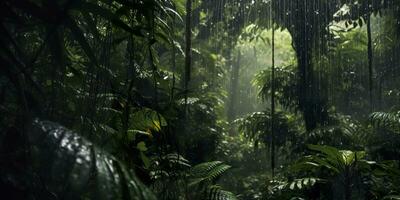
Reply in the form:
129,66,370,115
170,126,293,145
236,110,298,150
150,154,237,200
253,65,298,111
2,0,400,199
0,120,157,199
0,0,239,199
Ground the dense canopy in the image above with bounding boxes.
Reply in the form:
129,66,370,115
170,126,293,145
1,0,400,199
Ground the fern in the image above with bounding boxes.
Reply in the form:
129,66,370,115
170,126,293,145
205,185,238,200
370,111,400,132
187,161,237,200
299,114,370,149
190,161,232,186
383,195,400,200
236,111,295,149
163,153,192,168
149,153,191,199
272,177,322,191
253,66,298,110
150,153,191,181
149,157,236,200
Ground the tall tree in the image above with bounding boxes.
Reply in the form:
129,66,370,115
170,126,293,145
227,50,241,123
367,12,374,112
270,11,276,178
184,0,192,109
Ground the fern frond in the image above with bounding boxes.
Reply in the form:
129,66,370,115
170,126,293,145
150,153,190,180
190,161,232,186
163,153,191,168
370,111,400,131
205,185,238,200
303,114,368,148
269,177,323,195
383,195,400,200
284,178,322,191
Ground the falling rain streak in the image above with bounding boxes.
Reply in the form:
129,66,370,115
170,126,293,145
1,0,400,199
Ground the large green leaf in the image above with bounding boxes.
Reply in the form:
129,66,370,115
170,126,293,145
130,108,167,132
0,120,156,200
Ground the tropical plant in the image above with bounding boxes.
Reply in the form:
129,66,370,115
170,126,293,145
291,145,375,200
369,110,400,160
236,109,300,173
0,120,156,199
237,111,297,150
370,111,400,131
150,156,237,200
2,0,400,199
264,177,324,200
189,161,237,200
366,160,400,199
150,153,191,200
253,65,298,111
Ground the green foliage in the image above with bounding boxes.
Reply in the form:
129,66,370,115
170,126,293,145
150,154,237,200
190,161,232,186
286,145,378,199
367,110,400,174
370,111,400,131
189,161,237,200
370,160,400,198
304,144,370,171
284,113,371,157
265,177,324,199
384,196,400,200
253,66,298,110
0,120,156,199
204,185,238,200
2,0,400,199
130,108,168,132
276,177,322,191
236,110,298,151
150,153,191,200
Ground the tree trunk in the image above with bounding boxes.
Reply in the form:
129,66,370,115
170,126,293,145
367,13,374,112
184,0,192,108
270,15,276,177
227,50,241,123
171,13,177,101
344,166,352,200
290,1,329,131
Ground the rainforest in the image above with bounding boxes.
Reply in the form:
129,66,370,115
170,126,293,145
1,0,400,199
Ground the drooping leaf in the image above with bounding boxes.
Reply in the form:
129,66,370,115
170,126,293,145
0,120,156,200
130,108,167,132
